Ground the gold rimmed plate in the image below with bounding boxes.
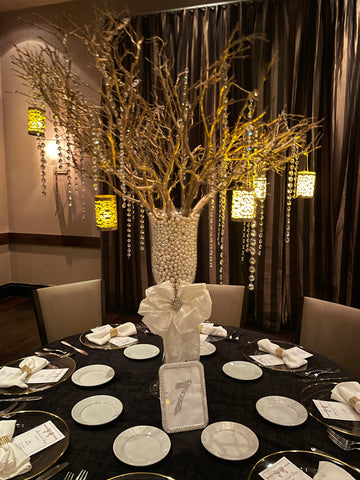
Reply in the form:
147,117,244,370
246,449,360,479
0,354,76,396
79,324,138,350
107,474,176,480
300,382,360,437
8,410,70,480
242,339,318,372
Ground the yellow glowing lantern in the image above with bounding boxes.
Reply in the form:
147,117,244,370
254,176,267,200
296,171,316,198
28,107,46,136
231,189,257,221
95,195,118,231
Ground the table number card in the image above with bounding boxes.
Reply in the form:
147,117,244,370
259,456,312,480
159,361,208,433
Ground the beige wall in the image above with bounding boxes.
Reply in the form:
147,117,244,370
0,0,216,287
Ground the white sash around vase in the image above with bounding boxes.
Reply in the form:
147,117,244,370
138,281,212,363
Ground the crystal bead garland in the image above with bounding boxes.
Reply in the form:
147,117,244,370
127,199,132,258
53,114,65,172
80,148,86,220
139,205,145,251
65,133,73,207
148,211,199,293
35,102,47,196
208,197,215,269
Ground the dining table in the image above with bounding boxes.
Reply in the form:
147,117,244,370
1,323,360,480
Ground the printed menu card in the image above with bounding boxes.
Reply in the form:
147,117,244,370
13,420,65,456
313,399,360,421
259,457,312,480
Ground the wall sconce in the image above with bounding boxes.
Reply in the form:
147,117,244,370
95,195,118,231
231,189,257,221
28,107,45,136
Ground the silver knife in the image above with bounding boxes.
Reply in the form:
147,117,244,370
61,340,88,355
35,462,69,480
0,396,42,402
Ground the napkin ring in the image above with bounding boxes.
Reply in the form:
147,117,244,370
349,396,360,410
0,436,10,445
275,347,284,358
110,328,118,338
20,365,32,376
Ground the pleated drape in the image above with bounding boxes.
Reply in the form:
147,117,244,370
102,0,360,332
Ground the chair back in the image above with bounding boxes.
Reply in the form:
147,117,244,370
206,284,246,328
33,279,104,344
300,296,360,376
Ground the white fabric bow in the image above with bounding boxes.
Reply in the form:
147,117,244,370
0,420,31,479
331,381,360,414
85,322,137,346
0,357,49,389
257,339,307,369
313,461,356,480
138,281,212,363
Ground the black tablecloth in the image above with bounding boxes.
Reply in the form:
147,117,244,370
5,328,360,479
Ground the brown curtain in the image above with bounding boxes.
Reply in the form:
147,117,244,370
102,0,360,333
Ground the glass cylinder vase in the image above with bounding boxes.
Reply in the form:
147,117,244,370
147,211,200,291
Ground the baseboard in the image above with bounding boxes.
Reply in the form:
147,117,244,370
0,283,47,299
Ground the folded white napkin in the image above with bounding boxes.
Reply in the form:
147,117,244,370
257,339,307,369
313,461,356,479
331,381,360,414
138,281,211,363
199,323,227,337
85,322,137,346
0,356,49,389
0,420,31,480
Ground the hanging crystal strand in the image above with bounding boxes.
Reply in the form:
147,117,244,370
208,197,215,269
80,148,86,220
126,199,132,258
53,114,65,171
248,220,257,291
36,103,47,196
240,222,247,263
217,191,226,284
245,222,251,252
258,201,264,255
139,205,145,251
65,132,73,207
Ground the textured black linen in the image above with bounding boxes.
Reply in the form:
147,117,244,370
12,328,360,479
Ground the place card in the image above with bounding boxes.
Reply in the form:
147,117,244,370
109,336,138,347
13,420,65,456
313,399,360,421
250,354,285,366
26,368,69,384
259,456,312,480
159,361,208,434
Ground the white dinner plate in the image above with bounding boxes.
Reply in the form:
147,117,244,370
201,421,259,461
71,364,115,387
200,342,216,356
113,425,171,466
256,395,308,426
124,344,160,360
222,361,263,380
71,395,123,426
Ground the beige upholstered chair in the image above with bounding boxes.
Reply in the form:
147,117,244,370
33,279,104,344
206,284,246,328
300,296,360,376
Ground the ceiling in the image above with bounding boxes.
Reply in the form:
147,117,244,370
0,0,72,13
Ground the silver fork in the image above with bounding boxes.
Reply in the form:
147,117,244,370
295,368,340,378
64,473,75,480
327,428,360,450
75,470,88,480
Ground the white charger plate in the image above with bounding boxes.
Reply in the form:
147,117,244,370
71,364,115,387
200,342,216,356
201,421,259,461
256,395,308,426
222,361,263,380
124,344,160,360
113,425,171,466
71,395,123,426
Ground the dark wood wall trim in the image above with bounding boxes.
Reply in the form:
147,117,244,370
0,282,47,299
3,233,100,249
0,233,9,246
